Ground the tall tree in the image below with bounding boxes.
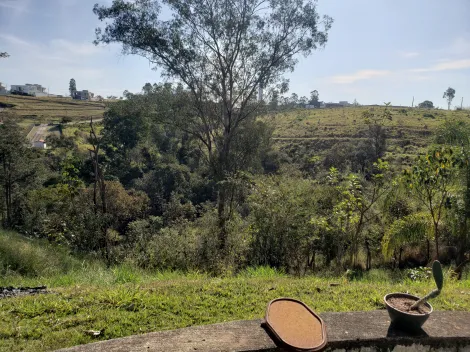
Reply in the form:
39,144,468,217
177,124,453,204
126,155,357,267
0,118,41,227
69,78,77,98
361,102,392,163
309,90,319,106
88,118,111,264
443,87,456,110
142,83,153,95
93,0,333,253
435,120,470,265
290,93,299,107
403,147,458,260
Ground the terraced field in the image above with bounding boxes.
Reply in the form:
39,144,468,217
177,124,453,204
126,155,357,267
0,95,105,123
267,106,470,167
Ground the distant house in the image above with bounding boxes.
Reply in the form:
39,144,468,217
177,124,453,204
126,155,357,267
32,139,47,149
325,102,344,108
0,82,7,95
305,101,324,109
73,90,94,100
339,101,351,107
10,84,48,97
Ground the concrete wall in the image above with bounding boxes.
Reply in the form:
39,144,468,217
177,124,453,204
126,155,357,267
57,311,470,352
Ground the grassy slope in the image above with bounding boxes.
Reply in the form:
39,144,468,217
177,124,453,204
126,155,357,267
267,107,470,165
0,95,105,124
0,95,105,151
1,231,470,352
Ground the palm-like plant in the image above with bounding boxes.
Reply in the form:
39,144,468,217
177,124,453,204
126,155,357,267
382,212,433,261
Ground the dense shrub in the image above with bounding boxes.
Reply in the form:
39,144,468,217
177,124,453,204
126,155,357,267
248,175,318,273
125,209,249,273
0,230,79,276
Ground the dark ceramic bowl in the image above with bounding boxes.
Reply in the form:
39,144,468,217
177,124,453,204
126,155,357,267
384,293,433,331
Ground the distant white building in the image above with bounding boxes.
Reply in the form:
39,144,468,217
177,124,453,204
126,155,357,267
0,82,7,95
10,84,48,97
73,90,94,100
339,101,351,106
32,139,47,149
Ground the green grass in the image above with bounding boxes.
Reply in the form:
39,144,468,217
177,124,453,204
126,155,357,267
60,123,103,153
1,231,470,351
0,231,80,278
1,271,469,351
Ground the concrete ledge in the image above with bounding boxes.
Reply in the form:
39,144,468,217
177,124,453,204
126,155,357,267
57,311,470,352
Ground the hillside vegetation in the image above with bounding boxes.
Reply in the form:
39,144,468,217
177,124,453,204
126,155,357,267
268,106,470,166
0,230,469,352
2,87,470,275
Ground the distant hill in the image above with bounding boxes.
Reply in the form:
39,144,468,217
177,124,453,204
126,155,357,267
266,106,470,167
0,95,105,123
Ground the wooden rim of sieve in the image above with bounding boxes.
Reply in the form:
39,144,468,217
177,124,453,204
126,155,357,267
262,298,327,352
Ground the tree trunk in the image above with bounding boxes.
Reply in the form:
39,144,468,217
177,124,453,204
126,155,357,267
365,239,371,271
217,188,227,252
426,239,430,264
215,133,231,255
308,250,316,271
2,158,10,227
399,247,403,268
434,222,440,260
353,213,365,267
459,159,470,265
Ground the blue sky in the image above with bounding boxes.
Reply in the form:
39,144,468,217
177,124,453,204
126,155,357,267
0,0,469,107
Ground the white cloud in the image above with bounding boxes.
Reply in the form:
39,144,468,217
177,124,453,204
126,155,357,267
328,70,391,84
407,75,433,82
50,39,100,56
400,51,419,58
448,36,470,56
0,34,37,49
0,34,100,63
411,59,470,73
0,33,108,94
0,0,30,12
327,56,470,86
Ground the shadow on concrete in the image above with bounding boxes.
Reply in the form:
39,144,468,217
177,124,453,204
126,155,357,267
387,323,429,338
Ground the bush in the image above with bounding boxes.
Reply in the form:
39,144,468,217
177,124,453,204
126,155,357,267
406,266,432,281
125,207,250,273
61,116,73,124
0,230,79,277
248,175,317,274
418,100,434,109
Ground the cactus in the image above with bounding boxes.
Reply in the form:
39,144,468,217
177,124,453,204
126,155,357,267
410,260,443,310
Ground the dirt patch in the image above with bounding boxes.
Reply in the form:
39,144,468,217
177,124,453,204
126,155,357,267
387,297,431,315
0,286,48,299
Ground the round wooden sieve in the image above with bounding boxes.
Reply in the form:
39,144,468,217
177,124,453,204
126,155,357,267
263,298,327,351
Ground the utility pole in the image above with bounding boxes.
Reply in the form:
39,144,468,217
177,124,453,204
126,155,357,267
461,97,464,110
412,96,414,108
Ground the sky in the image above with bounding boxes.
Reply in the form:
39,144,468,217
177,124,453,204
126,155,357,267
0,0,469,107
